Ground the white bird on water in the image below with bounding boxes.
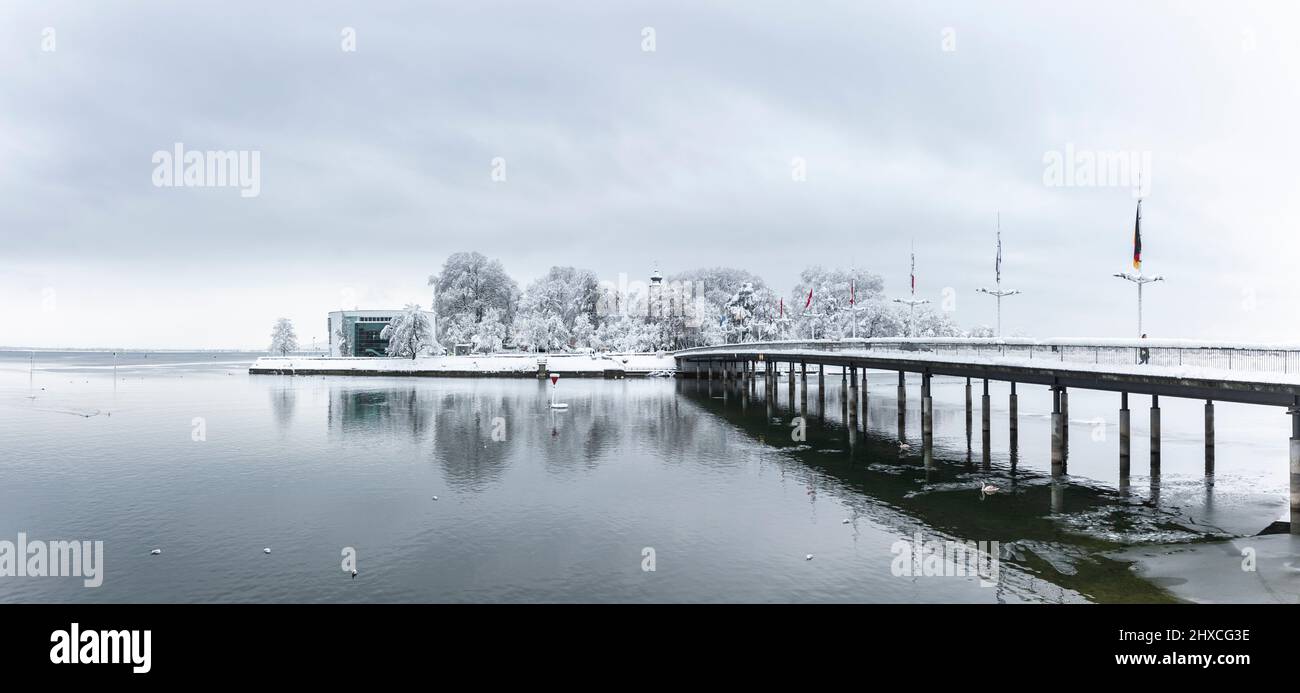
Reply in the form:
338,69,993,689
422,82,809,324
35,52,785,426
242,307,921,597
431,495,439,501
978,481,1000,500
805,554,814,561
898,442,911,450
150,549,161,556
263,547,272,554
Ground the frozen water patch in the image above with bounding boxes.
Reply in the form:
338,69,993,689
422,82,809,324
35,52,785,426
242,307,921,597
1055,504,1224,544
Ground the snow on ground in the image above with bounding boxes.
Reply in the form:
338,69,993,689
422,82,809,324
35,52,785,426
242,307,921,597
251,352,676,375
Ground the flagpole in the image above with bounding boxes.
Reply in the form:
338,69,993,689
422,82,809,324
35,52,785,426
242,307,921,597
1113,184,1163,337
892,245,929,337
977,215,1019,338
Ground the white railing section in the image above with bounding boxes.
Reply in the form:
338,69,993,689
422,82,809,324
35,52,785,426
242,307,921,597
674,338,1300,375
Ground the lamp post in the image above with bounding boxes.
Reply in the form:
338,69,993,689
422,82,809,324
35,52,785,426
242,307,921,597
977,219,1019,338
802,311,825,340
891,298,929,337
1112,272,1164,336
893,245,928,337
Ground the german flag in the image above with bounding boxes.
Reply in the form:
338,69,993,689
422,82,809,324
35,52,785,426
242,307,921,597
1132,199,1142,270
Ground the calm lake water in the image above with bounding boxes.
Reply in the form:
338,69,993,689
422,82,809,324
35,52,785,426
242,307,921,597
0,350,1291,603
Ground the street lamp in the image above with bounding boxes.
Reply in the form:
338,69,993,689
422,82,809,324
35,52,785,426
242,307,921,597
977,219,1019,338
976,287,1019,338
891,298,929,337
1113,272,1164,336
802,311,825,340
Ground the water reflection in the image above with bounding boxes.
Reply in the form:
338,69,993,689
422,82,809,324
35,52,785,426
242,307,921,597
675,377,1214,601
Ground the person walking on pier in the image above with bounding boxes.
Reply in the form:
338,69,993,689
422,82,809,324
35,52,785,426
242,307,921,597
1139,334,1150,365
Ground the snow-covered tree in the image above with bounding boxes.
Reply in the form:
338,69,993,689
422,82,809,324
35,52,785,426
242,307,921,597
723,282,783,343
428,252,520,349
381,304,434,359
663,267,771,347
570,313,595,349
967,324,996,338
334,321,353,356
855,298,904,338
269,318,298,355
790,266,886,339
910,307,964,338
516,266,602,349
471,307,509,353
513,311,569,353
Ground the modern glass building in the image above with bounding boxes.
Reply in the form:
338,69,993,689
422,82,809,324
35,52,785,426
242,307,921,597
326,310,435,357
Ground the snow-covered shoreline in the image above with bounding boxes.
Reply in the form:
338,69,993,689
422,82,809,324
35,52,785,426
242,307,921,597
249,352,677,377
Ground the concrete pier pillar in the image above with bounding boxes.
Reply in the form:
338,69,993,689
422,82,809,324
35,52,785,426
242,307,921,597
1150,394,1161,475
1205,400,1215,474
1290,407,1300,534
787,362,795,405
898,371,906,409
1119,392,1131,488
1050,386,1064,477
964,377,973,455
981,379,991,469
800,362,808,415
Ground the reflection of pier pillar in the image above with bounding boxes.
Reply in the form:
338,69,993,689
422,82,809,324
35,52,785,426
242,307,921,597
861,368,869,429
817,364,825,415
1051,481,1064,514
1008,382,1018,466
1150,395,1161,476
1290,406,1300,534
1119,392,1130,492
1205,400,1215,475
1060,387,1069,470
848,374,859,432
897,371,906,441
981,378,991,469
765,379,773,420
922,372,933,468
1050,386,1064,477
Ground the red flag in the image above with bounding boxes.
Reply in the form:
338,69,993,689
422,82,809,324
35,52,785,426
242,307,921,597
804,287,813,309
850,280,855,306
779,297,784,317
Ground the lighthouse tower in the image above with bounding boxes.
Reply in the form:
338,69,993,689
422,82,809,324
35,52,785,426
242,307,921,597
648,266,664,320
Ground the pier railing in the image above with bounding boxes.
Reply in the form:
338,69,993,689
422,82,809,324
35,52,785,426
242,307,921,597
675,338,1300,376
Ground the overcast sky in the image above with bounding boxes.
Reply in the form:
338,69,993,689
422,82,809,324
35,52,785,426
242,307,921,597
3,1,1298,349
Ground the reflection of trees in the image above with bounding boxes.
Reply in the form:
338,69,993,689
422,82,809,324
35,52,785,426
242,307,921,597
431,389,513,492
321,378,717,492
328,385,435,440
269,385,296,431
